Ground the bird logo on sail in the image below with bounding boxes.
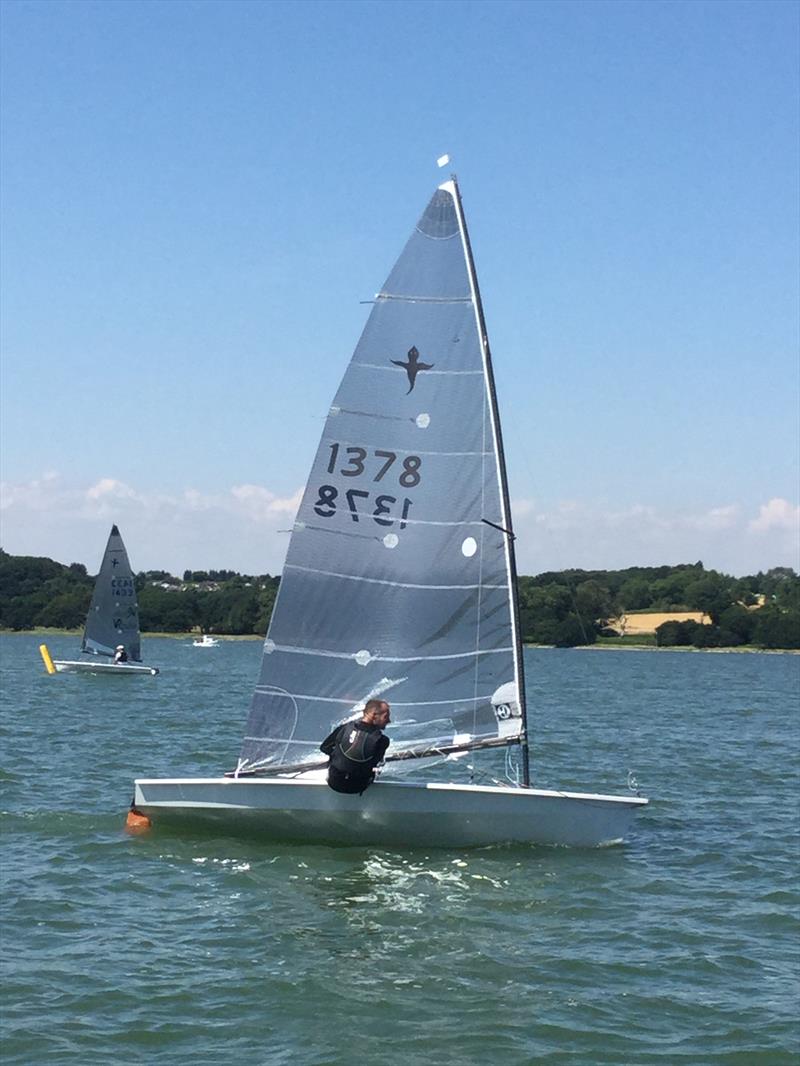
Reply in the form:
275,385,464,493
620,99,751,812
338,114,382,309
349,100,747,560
391,346,434,393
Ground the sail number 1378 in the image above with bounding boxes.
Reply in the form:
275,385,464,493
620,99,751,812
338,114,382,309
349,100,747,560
312,443,422,528
325,443,421,486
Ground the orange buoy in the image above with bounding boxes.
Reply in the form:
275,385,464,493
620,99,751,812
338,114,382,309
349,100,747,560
125,808,152,832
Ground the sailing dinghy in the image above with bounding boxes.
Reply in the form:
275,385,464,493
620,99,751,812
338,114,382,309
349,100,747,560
133,177,646,846
41,525,159,676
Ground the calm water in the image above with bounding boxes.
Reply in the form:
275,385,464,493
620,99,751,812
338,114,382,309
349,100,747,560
1,634,798,1065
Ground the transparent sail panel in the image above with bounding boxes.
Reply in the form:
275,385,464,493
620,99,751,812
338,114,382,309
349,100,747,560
81,525,141,661
239,187,519,773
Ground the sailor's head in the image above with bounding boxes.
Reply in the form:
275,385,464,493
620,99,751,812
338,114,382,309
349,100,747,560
362,699,391,727
116,645,125,651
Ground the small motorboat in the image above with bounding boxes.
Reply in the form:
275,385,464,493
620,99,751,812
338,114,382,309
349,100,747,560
192,634,220,647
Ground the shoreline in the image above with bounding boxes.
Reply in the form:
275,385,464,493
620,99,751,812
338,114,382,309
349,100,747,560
0,628,262,641
4,629,796,654
524,642,799,655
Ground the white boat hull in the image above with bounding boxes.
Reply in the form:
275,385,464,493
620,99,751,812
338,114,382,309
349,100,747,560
132,776,648,848
54,659,159,676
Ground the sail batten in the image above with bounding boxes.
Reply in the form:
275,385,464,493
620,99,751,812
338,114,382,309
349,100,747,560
319,438,493,458
240,182,524,775
260,643,514,663
251,690,499,709
284,563,506,590
356,364,483,376
375,294,473,303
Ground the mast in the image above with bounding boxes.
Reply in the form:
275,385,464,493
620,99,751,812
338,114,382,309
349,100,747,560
445,175,531,787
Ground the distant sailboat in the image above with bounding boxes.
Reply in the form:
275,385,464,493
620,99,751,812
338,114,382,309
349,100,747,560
40,525,159,676
133,176,646,845
192,634,220,647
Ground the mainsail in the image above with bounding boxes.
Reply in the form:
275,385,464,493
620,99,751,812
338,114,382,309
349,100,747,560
239,180,527,776
82,524,142,661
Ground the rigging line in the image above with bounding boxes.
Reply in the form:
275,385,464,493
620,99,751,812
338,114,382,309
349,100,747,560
448,176,530,787
471,335,490,738
231,734,522,778
243,729,505,751
284,563,507,590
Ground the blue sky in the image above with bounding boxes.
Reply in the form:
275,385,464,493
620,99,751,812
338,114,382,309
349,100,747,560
1,0,798,577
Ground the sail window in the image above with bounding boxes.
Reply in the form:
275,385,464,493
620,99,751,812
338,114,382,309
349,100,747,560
461,537,477,558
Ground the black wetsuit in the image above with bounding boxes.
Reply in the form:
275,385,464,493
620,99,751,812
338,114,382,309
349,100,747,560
320,720,390,795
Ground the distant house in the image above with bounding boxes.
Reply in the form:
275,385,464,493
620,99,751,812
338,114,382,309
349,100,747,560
744,594,767,610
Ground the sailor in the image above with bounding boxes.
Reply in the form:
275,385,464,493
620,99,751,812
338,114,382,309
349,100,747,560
320,700,391,795
114,644,129,664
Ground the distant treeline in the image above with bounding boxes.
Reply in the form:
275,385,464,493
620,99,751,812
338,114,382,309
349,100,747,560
0,552,280,637
518,564,799,649
1,550,798,649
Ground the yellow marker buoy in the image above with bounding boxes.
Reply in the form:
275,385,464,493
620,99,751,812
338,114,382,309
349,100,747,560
39,644,56,675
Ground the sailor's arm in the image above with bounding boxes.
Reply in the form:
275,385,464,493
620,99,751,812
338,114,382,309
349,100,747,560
320,727,340,755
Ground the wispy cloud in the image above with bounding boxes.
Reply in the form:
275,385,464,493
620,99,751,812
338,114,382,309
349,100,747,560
85,477,140,502
748,497,800,534
511,496,798,575
230,484,304,519
1,475,797,577
0,474,304,574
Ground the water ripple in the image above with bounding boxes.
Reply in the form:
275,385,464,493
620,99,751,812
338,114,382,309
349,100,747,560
2,636,798,1064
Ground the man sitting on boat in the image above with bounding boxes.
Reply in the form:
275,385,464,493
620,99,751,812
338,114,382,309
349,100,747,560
320,700,391,795
114,645,129,664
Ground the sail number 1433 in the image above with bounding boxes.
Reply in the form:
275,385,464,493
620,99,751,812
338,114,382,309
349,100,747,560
313,443,422,527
